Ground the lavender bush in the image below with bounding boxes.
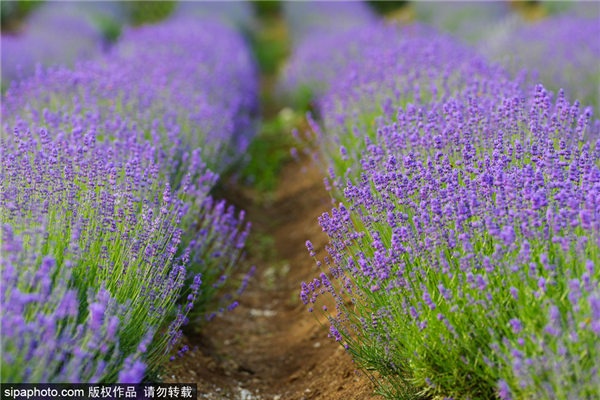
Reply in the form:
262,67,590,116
283,23,524,189
2,19,257,319
4,17,258,175
303,82,600,397
481,14,600,111
278,1,376,106
2,227,149,383
1,116,200,381
111,18,258,164
2,17,257,382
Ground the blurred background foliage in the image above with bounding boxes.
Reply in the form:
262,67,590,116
124,1,176,26
0,0,43,31
1,1,586,54
1,1,572,36
1,0,584,76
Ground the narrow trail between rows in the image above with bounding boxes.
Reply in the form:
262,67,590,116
164,156,375,399
161,10,378,397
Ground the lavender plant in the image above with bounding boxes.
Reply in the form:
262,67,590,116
303,84,600,398
111,18,259,163
278,2,376,107
4,17,259,175
279,22,378,105
1,115,201,381
283,23,524,190
1,17,256,381
481,14,600,111
2,226,149,383
3,17,257,318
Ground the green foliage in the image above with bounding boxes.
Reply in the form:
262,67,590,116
252,0,281,18
250,29,288,75
246,7,289,76
125,1,175,26
238,109,300,193
367,0,407,16
92,14,122,43
0,0,44,31
285,84,315,114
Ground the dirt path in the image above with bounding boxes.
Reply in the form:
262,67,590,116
163,157,376,399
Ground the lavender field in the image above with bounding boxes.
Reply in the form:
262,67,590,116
2,1,600,399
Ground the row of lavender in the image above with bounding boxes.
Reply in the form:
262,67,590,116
1,17,258,383
284,10,600,400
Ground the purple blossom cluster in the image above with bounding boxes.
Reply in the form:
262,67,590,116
1,105,202,381
306,82,600,398
295,20,600,400
111,18,258,163
4,17,258,174
482,14,600,110
284,22,524,186
3,16,258,319
2,17,256,382
279,19,382,104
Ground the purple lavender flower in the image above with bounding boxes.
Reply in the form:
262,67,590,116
1,229,149,383
590,295,600,335
306,240,316,257
329,324,343,343
117,359,146,384
497,379,512,400
508,319,523,335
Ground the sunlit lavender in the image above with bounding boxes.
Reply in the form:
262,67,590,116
4,18,258,174
283,22,525,188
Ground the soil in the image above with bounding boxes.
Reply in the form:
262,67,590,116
162,156,377,399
